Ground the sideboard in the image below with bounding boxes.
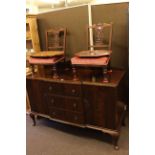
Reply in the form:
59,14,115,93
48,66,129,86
26,66,126,150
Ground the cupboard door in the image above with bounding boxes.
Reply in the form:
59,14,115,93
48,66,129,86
82,85,116,129
26,79,48,115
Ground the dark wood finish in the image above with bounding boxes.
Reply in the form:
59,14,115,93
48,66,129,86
75,50,112,58
26,68,126,149
45,28,67,58
52,65,59,79
103,67,108,83
72,66,78,81
112,134,119,150
87,23,113,50
30,51,64,58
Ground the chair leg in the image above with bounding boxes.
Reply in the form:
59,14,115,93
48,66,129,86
103,67,109,83
31,64,35,76
72,66,78,81
107,60,112,73
52,65,59,79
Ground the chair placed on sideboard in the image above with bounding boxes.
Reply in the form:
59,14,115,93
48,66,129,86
29,28,67,79
71,23,113,82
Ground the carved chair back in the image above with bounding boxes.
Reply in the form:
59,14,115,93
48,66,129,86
87,23,113,51
45,28,67,53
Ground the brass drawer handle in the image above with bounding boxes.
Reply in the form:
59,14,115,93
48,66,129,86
84,99,88,103
51,99,54,104
52,111,56,116
72,89,76,93
49,86,53,91
73,103,77,108
74,115,78,120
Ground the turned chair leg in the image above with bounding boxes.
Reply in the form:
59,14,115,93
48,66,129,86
30,113,36,126
52,65,59,79
72,66,78,81
107,60,112,73
103,67,109,83
31,64,35,76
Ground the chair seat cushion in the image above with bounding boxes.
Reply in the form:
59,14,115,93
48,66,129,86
71,56,110,66
29,56,64,65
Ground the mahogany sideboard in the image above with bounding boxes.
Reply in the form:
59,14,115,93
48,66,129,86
26,67,126,150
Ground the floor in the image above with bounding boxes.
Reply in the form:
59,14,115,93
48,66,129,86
26,115,129,155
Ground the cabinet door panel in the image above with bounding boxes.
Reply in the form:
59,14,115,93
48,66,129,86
26,79,48,115
82,85,116,129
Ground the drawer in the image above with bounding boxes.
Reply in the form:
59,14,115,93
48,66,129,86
49,108,66,121
47,95,66,109
66,111,84,124
42,81,63,95
49,108,84,124
47,95,83,113
63,84,81,97
65,98,83,112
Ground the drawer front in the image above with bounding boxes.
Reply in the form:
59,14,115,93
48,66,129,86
66,111,84,124
65,98,83,112
47,95,83,113
63,84,81,97
49,108,66,121
49,107,84,124
42,81,63,95
47,95,66,109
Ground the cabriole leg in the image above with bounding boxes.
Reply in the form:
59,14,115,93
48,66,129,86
30,113,36,126
112,135,119,150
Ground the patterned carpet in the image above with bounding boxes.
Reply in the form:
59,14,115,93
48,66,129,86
26,115,129,155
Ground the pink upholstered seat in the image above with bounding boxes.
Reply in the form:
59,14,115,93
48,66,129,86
71,56,110,66
29,56,64,65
